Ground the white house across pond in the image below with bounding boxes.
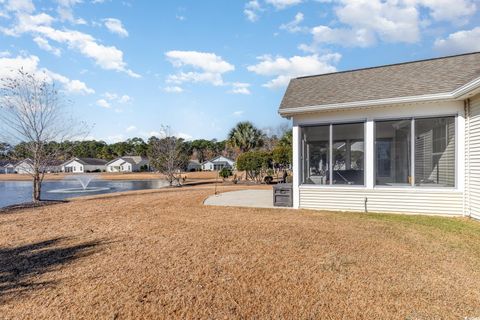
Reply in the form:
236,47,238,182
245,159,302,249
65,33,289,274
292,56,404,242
0,160,15,174
201,156,235,171
62,157,107,173
106,156,149,172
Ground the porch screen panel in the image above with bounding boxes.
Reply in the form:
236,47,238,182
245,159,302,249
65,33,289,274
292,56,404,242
302,125,329,185
414,117,455,187
332,123,364,185
375,120,411,186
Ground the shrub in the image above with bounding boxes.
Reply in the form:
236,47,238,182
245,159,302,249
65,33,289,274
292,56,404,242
219,167,232,179
236,151,272,182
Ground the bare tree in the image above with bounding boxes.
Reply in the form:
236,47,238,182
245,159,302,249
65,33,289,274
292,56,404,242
149,126,189,186
0,69,87,202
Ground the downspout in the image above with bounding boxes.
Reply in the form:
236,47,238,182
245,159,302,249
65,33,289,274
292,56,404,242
464,99,471,217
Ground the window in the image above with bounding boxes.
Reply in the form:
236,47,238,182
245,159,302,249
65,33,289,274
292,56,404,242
375,120,411,186
415,117,455,187
374,116,455,188
301,122,365,186
302,125,329,185
332,123,364,185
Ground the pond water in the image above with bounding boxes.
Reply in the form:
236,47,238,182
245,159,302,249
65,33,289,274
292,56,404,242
0,179,169,208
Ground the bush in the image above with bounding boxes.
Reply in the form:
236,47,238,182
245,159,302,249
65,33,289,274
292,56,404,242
236,151,272,182
219,167,232,179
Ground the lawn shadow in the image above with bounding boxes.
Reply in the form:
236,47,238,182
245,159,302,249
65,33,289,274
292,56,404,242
0,237,105,302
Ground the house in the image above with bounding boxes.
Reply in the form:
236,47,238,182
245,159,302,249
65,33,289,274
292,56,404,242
14,159,34,174
106,156,149,172
187,160,201,172
0,160,15,174
13,159,62,174
279,52,480,219
62,157,107,173
201,156,235,171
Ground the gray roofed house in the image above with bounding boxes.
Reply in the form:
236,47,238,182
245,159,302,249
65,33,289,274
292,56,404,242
62,157,108,173
106,156,149,172
279,52,480,220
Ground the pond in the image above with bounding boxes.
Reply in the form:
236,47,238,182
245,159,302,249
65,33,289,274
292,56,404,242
0,179,169,208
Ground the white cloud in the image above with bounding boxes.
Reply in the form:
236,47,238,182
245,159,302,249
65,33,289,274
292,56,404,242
165,50,234,86
56,0,86,25
229,82,251,95
233,110,244,117
416,0,476,23
266,0,302,10
177,132,193,140
126,125,136,132
302,0,477,50
103,18,128,37
33,36,61,56
118,94,132,104
280,12,306,33
247,53,340,88
5,0,35,13
99,92,132,109
1,8,139,77
96,99,111,109
434,27,480,54
0,54,94,94
0,50,11,57
163,86,184,93
310,25,376,48
244,0,261,22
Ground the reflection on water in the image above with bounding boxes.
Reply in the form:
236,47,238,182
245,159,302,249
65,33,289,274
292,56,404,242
0,179,169,208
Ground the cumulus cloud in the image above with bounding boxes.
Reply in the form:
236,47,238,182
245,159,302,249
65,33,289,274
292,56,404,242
103,18,128,37
33,36,61,56
233,110,244,117
96,99,111,109
126,125,136,132
247,53,340,88
0,3,139,77
301,0,477,50
434,27,480,54
266,0,302,10
0,54,94,94
244,0,261,22
229,82,251,95
280,12,306,33
165,50,234,86
163,86,184,93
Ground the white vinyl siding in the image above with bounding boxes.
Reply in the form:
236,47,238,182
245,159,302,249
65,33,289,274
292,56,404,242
467,94,480,219
300,187,463,216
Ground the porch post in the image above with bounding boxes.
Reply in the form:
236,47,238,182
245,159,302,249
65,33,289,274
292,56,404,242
365,120,375,189
292,125,300,209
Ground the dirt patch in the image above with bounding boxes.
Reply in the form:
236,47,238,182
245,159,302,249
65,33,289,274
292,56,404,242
0,185,479,319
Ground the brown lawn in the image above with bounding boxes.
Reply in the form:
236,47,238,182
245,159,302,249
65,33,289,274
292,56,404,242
1,185,480,319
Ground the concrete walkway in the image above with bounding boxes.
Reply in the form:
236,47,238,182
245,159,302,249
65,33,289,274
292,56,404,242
204,189,275,209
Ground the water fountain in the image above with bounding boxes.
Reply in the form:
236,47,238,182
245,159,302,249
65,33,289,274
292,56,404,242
48,174,111,193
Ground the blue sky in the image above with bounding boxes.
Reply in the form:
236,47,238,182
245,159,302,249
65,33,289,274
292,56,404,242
0,0,479,142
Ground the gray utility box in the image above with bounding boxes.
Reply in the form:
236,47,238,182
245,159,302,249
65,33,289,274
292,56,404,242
273,183,293,207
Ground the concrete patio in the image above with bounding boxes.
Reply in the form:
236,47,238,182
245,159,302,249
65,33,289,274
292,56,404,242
204,189,277,209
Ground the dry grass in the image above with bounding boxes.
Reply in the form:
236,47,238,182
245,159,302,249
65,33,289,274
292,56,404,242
1,186,480,319
0,171,218,181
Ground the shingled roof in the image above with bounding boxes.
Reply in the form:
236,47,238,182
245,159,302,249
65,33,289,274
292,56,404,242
279,52,480,116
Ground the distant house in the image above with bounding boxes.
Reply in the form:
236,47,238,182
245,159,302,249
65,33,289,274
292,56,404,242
201,156,235,171
0,160,15,174
14,159,34,174
62,157,107,173
106,156,149,172
187,160,201,172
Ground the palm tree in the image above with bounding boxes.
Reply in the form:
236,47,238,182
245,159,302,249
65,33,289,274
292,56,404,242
227,121,264,153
